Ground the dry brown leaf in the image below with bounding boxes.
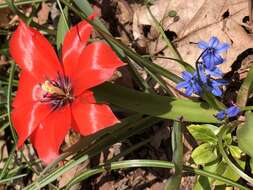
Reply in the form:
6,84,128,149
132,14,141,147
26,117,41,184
34,2,51,25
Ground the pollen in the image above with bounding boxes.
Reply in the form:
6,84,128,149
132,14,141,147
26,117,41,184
41,80,65,96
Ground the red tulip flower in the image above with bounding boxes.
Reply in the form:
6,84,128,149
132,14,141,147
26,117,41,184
10,19,124,164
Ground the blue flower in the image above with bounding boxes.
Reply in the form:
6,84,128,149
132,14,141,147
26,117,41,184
176,71,201,96
215,106,240,120
198,36,229,70
205,66,223,78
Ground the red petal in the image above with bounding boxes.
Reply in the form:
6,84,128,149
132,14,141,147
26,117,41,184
9,21,62,81
30,105,71,164
71,42,124,96
62,19,93,76
11,102,51,148
71,96,119,136
13,72,42,108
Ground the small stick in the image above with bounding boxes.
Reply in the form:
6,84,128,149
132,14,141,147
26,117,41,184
248,0,253,25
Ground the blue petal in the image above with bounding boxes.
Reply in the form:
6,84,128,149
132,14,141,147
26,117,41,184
185,86,193,96
176,81,189,90
198,41,209,49
198,67,208,83
216,43,230,53
213,54,224,65
203,54,214,70
182,71,193,81
209,36,219,48
216,110,225,120
215,79,228,86
192,82,202,94
211,80,223,87
211,86,222,96
206,66,223,77
226,106,240,117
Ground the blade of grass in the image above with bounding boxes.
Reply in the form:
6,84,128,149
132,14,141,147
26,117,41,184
63,159,250,190
165,121,183,190
236,61,253,106
0,146,15,179
6,61,17,142
56,0,69,51
0,173,27,184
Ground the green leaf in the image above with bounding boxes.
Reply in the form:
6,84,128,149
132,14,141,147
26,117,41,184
193,176,211,190
56,6,68,50
228,145,242,159
191,143,218,165
236,60,253,106
165,121,183,190
94,83,219,123
188,124,218,144
214,159,245,186
237,111,253,158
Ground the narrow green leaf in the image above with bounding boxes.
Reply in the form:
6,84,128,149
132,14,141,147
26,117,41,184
237,111,253,158
94,83,219,123
56,6,69,50
64,160,250,190
188,124,218,144
237,61,253,106
165,121,183,190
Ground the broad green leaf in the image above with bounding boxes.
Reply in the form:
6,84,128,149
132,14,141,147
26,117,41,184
228,145,242,159
188,124,218,144
214,159,245,186
237,111,253,158
56,6,68,50
191,143,218,165
193,176,211,190
94,83,219,123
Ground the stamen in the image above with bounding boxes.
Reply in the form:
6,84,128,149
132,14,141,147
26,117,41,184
40,75,73,110
41,80,65,96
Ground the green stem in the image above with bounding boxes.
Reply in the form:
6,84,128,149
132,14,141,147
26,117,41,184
7,61,17,142
146,5,194,73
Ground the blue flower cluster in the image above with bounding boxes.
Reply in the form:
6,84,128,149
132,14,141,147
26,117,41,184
215,106,240,120
176,36,240,120
176,36,229,97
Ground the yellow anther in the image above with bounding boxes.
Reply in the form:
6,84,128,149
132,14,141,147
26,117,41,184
41,80,65,95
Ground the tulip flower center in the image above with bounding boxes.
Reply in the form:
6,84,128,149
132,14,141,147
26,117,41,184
40,74,73,110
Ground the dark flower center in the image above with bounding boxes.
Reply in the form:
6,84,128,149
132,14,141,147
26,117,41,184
40,74,73,110
207,47,215,54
